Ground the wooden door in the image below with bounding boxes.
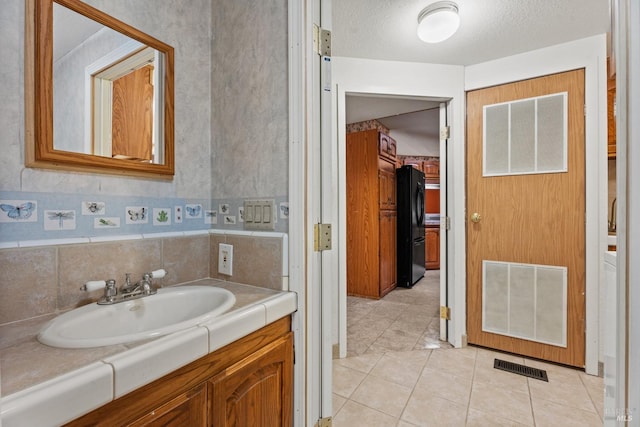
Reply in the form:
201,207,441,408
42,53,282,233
466,69,586,367
210,334,293,426
112,65,154,161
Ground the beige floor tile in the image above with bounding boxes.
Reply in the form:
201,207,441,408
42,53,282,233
425,348,476,379
468,381,534,426
369,352,428,388
414,367,472,406
368,329,421,353
401,394,468,426
528,374,597,413
532,397,603,427
332,400,398,427
350,374,413,418
333,393,347,416
472,363,529,394
333,352,384,374
413,335,451,350
580,373,605,418
475,348,525,365
333,364,367,398
396,421,419,427
466,408,530,426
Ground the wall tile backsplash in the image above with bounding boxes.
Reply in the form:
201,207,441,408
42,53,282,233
0,231,288,335
0,191,288,245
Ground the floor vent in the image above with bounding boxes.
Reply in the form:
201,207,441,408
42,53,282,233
494,359,549,382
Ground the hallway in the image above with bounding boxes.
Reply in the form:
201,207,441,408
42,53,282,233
334,272,604,425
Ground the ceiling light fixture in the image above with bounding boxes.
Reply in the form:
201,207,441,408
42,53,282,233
417,1,460,44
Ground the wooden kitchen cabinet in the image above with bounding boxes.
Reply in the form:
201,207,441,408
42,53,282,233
425,226,440,270
347,129,397,299
379,157,397,210
379,211,397,296
378,132,397,161
65,318,293,427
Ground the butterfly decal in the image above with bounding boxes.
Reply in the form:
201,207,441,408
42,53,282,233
128,207,147,221
280,205,289,217
47,211,75,228
186,205,201,217
0,202,36,220
206,211,217,218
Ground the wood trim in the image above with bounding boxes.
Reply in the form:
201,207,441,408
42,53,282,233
25,0,175,179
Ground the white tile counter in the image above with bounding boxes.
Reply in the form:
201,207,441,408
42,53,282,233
0,280,297,427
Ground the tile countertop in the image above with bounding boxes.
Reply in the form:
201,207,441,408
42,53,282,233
0,279,297,427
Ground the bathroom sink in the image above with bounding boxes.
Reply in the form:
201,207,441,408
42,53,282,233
38,286,236,348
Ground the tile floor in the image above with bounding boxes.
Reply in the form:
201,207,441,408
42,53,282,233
334,271,604,426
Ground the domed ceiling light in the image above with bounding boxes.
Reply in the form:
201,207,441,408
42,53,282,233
417,1,460,43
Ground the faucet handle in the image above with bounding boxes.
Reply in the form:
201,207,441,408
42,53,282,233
81,280,106,292
150,269,166,279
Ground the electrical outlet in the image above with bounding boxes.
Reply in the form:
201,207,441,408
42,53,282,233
218,243,233,275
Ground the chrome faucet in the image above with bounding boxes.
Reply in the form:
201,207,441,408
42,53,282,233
81,269,166,305
608,198,617,233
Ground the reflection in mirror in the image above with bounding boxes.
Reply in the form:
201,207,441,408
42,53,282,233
26,0,174,178
52,4,164,163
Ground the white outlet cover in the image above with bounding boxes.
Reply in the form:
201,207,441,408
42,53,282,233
218,243,233,275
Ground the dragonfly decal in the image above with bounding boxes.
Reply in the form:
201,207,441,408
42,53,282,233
47,211,75,228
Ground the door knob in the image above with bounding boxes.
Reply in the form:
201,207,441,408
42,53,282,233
470,212,482,223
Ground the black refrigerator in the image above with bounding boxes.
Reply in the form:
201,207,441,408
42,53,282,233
396,165,426,287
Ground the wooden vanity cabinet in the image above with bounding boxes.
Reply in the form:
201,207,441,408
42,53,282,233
65,317,293,427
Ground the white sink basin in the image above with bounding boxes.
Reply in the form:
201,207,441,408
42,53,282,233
38,286,236,348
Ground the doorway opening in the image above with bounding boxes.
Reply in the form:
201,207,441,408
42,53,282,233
338,93,451,358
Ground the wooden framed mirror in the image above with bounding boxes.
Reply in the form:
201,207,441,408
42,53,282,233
25,0,175,178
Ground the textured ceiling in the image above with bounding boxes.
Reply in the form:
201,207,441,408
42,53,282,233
333,0,610,65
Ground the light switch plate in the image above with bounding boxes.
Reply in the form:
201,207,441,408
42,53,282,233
243,200,275,230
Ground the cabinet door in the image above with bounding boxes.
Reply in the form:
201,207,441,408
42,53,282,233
378,158,396,210
422,160,439,177
379,211,397,296
425,227,440,270
210,334,293,427
379,133,397,160
128,383,207,427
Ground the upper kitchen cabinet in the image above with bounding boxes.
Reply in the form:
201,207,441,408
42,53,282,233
608,58,616,159
346,129,397,299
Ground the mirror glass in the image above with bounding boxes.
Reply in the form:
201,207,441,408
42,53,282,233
26,0,174,177
53,4,165,163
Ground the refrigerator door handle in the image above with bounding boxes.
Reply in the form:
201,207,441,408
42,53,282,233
415,183,425,225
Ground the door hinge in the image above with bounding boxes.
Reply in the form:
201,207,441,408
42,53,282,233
313,24,331,56
440,126,450,139
440,306,451,320
317,417,333,427
314,223,332,251
443,216,451,230
584,104,587,116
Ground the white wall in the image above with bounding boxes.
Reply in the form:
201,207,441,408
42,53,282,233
466,34,607,375
332,57,466,352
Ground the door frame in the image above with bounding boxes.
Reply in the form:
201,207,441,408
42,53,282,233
332,58,467,354
465,35,607,375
